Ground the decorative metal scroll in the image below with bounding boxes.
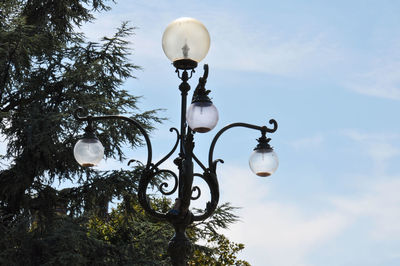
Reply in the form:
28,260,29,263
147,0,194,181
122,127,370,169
74,106,277,223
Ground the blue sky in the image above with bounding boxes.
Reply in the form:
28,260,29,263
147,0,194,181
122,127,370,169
80,1,400,265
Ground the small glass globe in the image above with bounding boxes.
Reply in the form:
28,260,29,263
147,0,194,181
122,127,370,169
249,148,279,177
186,102,219,133
162,17,210,64
73,138,104,167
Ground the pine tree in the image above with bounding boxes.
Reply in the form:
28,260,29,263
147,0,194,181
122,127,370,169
0,1,249,265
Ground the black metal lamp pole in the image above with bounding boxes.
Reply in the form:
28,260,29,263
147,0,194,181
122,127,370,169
72,17,279,266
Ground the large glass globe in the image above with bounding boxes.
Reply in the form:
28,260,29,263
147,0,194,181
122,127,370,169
73,138,104,167
249,148,279,177
186,101,219,133
162,17,210,67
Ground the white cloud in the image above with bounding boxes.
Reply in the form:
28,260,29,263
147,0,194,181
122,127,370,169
215,35,340,77
342,129,400,174
288,134,324,150
217,134,400,265
79,2,343,78
345,48,400,100
331,177,400,240
342,130,400,142
218,166,350,266
230,203,349,266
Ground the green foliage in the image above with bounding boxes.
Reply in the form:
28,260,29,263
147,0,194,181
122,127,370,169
188,203,250,265
87,198,173,265
0,0,250,265
0,216,117,266
0,0,151,216
191,234,250,266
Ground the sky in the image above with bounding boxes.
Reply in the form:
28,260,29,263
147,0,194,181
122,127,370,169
79,0,400,265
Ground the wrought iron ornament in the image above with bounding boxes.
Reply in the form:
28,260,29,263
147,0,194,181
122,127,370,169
73,64,278,265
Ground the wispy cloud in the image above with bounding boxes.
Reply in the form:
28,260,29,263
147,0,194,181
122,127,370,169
345,60,400,100
217,166,350,266
205,18,343,77
342,129,400,174
79,1,344,78
219,164,400,265
288,134,324,150
344,38,400,100
331,177,400,240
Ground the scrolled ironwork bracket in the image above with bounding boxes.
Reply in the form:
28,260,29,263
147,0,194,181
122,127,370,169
208,119,278,170
73,107,173,221
187,119,279,222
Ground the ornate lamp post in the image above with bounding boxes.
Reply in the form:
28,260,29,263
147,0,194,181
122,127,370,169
73,17,279,266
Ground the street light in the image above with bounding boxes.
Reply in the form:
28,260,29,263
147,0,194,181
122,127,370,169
162,17,211,69
73,17,279,266
249,133,279,177
73,122,104,167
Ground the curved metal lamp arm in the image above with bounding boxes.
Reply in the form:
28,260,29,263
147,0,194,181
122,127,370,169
74,107,171,221
208,119,278,170
191,119,277,222
74,107,153,169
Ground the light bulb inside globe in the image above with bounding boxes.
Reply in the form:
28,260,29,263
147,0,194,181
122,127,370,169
74,138,104,167
249,148,279,177
186,101,219,133
162,17,210,69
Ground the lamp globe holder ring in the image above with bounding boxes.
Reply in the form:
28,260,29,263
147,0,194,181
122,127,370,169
173,59,198,70
254,132,273,151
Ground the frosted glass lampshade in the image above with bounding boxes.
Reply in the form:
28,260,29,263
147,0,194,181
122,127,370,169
73,138,104,167
162,17,210,68
186,101,218,133
249,148,279,177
